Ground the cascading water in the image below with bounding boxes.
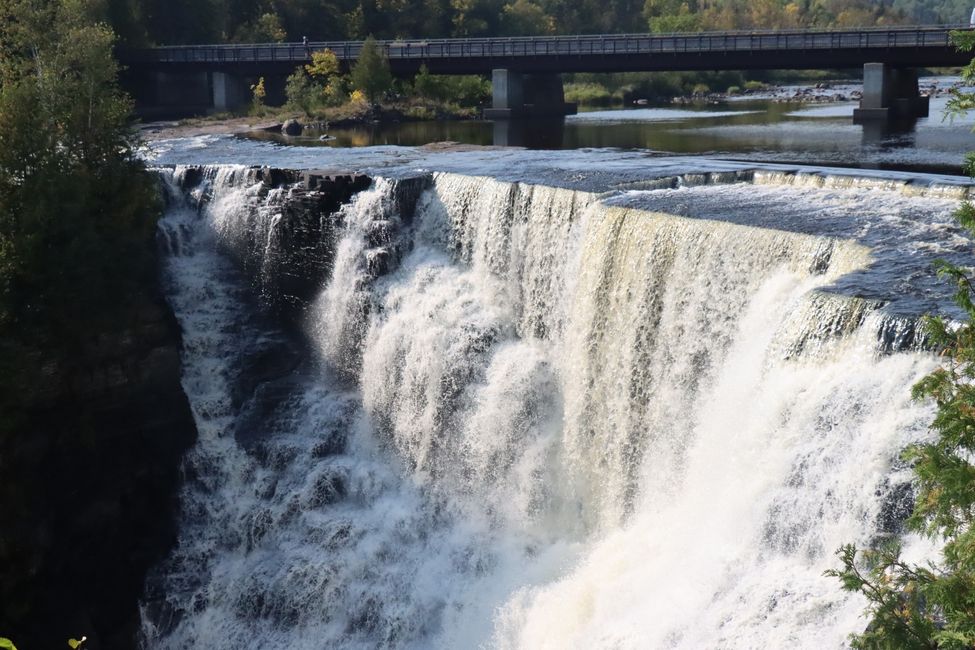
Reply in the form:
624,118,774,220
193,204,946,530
143,164,966,649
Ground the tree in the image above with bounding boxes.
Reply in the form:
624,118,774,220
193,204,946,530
231,12,287,42
827,31,975,650
501,0,554,35
0,0,158,425
0,0,160,638
285,67,316,114
305,48,341,81
350,35,392,104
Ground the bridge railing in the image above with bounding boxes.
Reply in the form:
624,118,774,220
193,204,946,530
125,24,972,64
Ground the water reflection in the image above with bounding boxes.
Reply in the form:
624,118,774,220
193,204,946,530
242,92,975,172
492,118,566,148
860,119,918,159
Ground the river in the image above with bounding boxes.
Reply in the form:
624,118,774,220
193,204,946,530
234,76,975,174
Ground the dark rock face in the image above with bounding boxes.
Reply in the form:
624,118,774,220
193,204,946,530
195,169,373,318
261,176,371,315
0,279,197,649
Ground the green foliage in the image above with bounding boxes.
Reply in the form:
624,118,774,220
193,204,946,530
285,68,316,114
404,105,438,120
0,0,158,426
577,70,746,102
350,36,392,104
413,65,490,107
0,638,17,650
231,12,287,43
825,544,939,649
829,33,975,646
285,58,351,115
501,0,554,35
644,0,904,31
564,82,616,106
648,13,703,33
726,85,741,95
93,0,973,47
323,76,351,106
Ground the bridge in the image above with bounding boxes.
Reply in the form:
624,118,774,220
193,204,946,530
121,24,975,121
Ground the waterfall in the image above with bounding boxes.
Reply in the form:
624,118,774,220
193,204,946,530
144,165,963,649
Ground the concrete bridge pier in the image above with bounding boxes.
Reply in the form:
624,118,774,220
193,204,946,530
211,71,250,113
484,69,577,118
853,63,929,123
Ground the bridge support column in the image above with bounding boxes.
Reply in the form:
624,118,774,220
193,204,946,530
853,63,929,123
484,69,576,119
211,71,249,113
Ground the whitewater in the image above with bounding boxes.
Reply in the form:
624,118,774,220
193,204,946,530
142,152,972,649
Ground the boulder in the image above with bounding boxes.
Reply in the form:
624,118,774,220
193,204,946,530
281,119,303,135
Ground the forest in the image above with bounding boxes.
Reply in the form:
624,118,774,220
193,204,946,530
100,0,972,47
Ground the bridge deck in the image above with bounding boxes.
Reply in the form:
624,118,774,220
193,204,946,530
123,25,975,74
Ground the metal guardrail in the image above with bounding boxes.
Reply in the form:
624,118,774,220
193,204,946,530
124,25,973,65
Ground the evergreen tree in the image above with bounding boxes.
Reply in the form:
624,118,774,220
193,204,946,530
350,35,393,104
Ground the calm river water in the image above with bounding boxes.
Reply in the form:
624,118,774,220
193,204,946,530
244,76,975,174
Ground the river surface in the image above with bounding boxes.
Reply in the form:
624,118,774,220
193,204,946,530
238,76,975,174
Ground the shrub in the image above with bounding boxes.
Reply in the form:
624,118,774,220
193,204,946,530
405,105,437,120
323,77,349,107
726,85,741,95
412,65,490,107
564,82,614,106
285,68,315,114
250,76,267,114
349,88,368,105
744,80,768,91
691,83,710,96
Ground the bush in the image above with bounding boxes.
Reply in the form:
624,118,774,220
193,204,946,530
726,85,741,95
564,82,615,106
250,76,267,114
413,65,490,107
285,68,315,114
691,83,710,96
744,80,768,91
323,77,350,107
404,105,437,120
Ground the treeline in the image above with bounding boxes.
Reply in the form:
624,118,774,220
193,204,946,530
644,0,908,33
99,0,968,47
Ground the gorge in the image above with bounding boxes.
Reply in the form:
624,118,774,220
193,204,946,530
138,152,974,648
